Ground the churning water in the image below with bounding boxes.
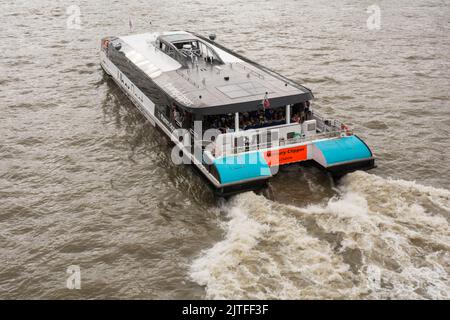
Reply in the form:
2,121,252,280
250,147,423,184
1,0,449,299
191,172,450,299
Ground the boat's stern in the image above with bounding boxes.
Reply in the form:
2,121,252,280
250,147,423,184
311,134,375,178
205,126,375,195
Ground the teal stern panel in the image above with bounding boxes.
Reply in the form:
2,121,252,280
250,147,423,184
314,135,372,166
213,152,271,184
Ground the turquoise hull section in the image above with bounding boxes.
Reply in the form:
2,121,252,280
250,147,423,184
212,136,373,186
213,152,270,184
314,135,372,166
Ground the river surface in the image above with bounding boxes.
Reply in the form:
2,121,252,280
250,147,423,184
1,0,449,299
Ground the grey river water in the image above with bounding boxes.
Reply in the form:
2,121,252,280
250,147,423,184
1,0,449,299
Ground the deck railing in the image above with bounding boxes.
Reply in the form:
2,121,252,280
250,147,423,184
211,129,350,157
196,110,351,158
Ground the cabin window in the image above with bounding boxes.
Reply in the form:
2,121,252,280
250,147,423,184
155,104,170,120
166,46,175,58
164,105,171,119
291,101,311,123
184,112,193,130
159,41,176,58
178,41,200,57
171,103,184,128
287,132,295,140
154,35,225,68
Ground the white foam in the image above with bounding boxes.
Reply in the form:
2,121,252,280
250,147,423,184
190,171,450,299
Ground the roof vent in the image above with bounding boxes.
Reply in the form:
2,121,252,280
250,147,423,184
209,34,216,41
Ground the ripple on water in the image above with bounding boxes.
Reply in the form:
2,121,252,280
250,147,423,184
363,120,389,130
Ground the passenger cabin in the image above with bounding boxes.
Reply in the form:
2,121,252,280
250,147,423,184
103,31,345,157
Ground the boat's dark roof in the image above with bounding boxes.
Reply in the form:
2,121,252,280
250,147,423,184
118,31,313,115
158,33,197,43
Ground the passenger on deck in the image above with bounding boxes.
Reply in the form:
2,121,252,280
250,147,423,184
264,108,272,121
173,109,182,125
305,100,311,120
206,106,296,131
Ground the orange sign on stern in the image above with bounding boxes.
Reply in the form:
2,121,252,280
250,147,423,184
263,145,308,166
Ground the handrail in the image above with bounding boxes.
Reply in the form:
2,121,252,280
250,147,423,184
213,130,350,157
195,110,351,157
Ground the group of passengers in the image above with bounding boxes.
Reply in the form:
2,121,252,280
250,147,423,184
206,101,311,133
207,114,235,133
173,108,184,127
240,109,286,130
206,108,287,133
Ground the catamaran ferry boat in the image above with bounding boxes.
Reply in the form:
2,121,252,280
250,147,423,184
100,31,375,195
